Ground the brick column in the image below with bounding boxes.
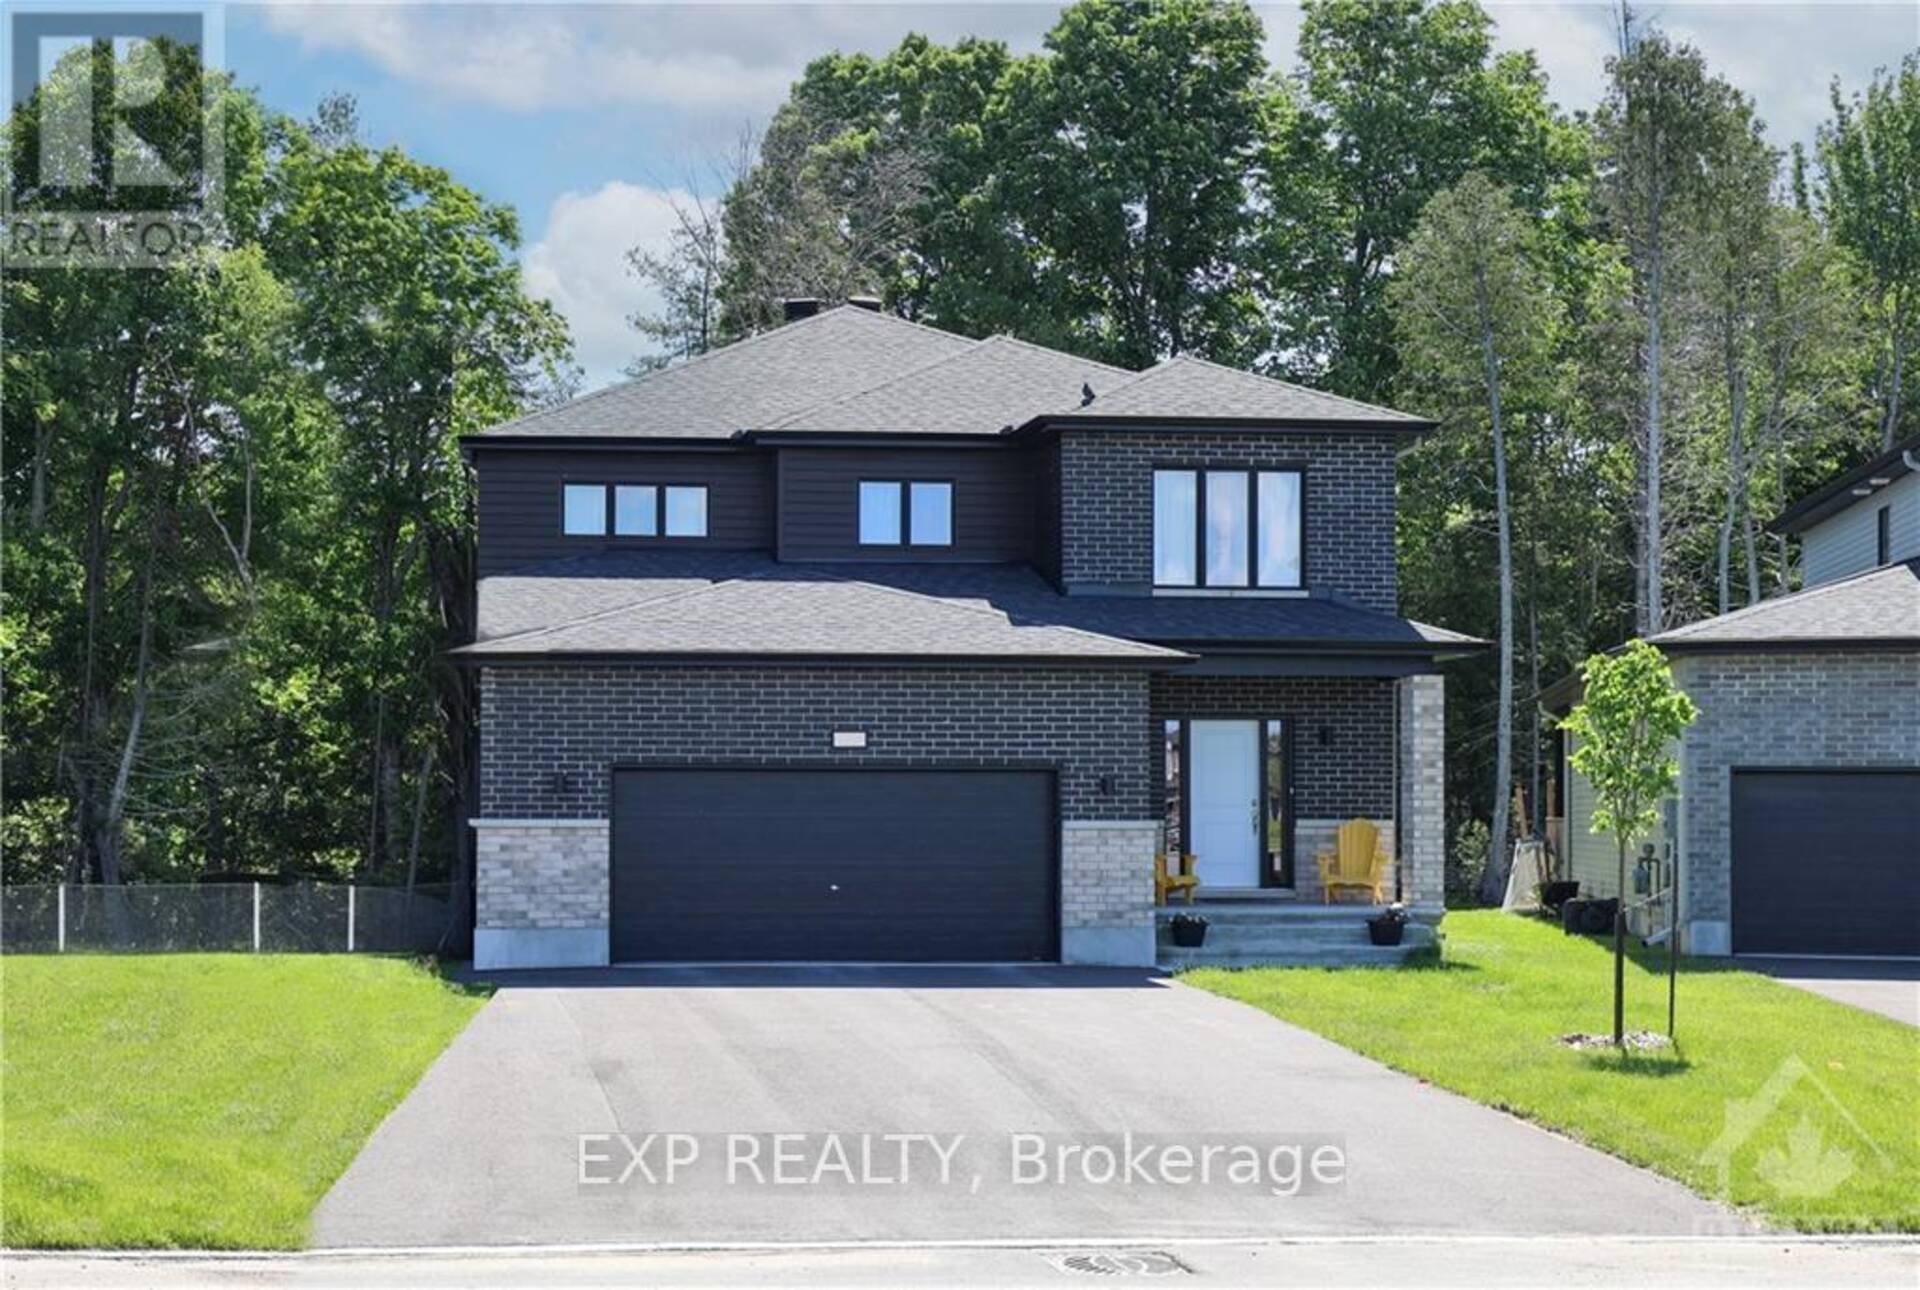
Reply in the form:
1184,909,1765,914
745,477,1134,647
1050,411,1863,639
1060,821,1158,966
471,818,610,969
1396,675,1446,920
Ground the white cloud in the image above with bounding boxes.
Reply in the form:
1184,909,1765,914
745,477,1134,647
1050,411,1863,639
258,2,1058,116
1485,1,1619,115
522,180,691,385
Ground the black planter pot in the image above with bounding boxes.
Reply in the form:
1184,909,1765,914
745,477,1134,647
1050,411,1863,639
1367,916,1406,947
1540,880,1580,912
1169,916,1209,948
1561,896,1619,935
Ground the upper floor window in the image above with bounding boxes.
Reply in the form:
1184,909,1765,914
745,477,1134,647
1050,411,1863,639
1153,468,1301,589
563,484,607,536
562,483,708,538
859,480,953,547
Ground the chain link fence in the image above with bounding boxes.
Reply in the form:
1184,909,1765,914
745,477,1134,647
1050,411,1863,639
0,881,469,956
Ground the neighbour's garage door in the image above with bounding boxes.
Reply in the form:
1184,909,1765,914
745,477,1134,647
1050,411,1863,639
1732,770,1920,956
610,768,1057,963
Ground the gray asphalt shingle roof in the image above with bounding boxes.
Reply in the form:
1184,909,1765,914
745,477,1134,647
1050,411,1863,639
1051,355,1431,427
1647,558,1920,650
473,307,1431,439
461,555,1189,662
766,335,1131,434
464,551,1480,660
477,307,973,439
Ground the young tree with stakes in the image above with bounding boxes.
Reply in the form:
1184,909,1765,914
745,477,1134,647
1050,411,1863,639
1560,639,1697,1048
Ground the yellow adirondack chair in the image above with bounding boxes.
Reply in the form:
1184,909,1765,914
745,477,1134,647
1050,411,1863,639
1155,852,1200,906
1317,819,1388,904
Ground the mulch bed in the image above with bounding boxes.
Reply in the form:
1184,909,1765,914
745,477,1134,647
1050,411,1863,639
1557,1030,1673,1051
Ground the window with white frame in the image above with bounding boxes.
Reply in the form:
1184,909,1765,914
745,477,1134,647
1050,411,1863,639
859,479,953,547
1152,468,1302,588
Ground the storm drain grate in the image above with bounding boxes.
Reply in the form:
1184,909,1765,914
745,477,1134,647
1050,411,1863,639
1042,1250,1192,1277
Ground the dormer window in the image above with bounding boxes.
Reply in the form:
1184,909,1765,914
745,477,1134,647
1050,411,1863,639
1153,468,1302,589
859,480,953,547
561,483,708,538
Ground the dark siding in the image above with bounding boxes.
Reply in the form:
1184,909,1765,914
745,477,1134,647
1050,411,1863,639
1057,428,1401,611
777,446,1035,562
1034,438,1063,585
474,447,773,575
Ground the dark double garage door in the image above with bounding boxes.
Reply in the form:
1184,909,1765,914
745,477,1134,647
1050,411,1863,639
1732,770,1920,957
610,768,1058,963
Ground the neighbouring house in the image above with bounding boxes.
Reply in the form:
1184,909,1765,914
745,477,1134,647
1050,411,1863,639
1549,434,1920,959
456,302,1482,970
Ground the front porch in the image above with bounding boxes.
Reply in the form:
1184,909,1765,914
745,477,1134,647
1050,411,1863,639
1144,672,1446,968
1154,896,1439,968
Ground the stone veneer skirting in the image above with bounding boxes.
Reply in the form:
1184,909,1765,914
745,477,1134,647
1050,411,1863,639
1060,821,1159,965
1396,675,1447,917
472,819,610,969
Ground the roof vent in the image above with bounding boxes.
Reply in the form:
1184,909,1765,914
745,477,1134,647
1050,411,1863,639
1081,381,1096,407
846,294,883,312
782,297,822,322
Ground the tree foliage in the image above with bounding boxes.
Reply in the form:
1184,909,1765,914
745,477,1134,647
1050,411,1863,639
1817,53,1920,449
2,66,569,886
1391,173,1558,903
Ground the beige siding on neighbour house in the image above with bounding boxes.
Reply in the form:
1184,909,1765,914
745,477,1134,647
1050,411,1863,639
1562,730,1674,933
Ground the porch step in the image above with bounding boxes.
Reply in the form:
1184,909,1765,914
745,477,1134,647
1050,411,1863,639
1158,943,1428,970
1158,901,1397,921
1154,904,1436,969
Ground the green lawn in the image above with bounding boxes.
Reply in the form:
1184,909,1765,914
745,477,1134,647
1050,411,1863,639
1185,912,1920,1232
1,954,487,1249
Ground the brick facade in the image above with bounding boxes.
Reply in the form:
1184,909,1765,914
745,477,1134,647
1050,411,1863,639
476,664,1164,967
1670,650,1920,954
1149,674,1397,820
480,665,1152,821
1056,428,1400,610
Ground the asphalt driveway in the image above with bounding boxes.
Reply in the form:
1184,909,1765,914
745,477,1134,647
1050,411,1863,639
1738,957,1920,1026
312,966,1739,1247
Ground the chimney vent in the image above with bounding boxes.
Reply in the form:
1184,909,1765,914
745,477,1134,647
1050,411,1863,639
782,297,822,322
847,294,883,312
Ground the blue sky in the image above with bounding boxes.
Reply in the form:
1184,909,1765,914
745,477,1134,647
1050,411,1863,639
222,2,1920,387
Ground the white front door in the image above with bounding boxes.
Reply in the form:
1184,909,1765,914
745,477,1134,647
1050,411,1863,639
1189,720,1260,888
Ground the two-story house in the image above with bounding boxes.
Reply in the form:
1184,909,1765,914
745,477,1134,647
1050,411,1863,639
1552,434,1920,959
457,302,1481,970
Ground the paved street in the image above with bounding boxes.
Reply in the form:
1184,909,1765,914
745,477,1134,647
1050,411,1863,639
8,1238,1918,1289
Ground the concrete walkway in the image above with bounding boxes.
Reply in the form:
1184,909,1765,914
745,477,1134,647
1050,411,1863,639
1739,958,1920,1026
313,966,1742,1248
